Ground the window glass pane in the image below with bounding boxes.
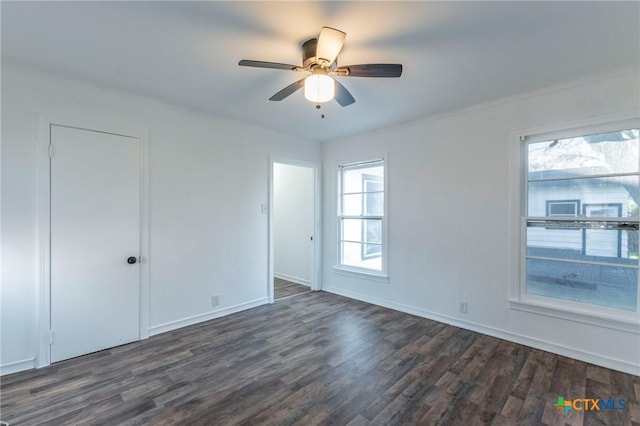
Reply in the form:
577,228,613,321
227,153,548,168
364,242,382,258
527,228,584,257
341,218,382,244
527,228,638,264
528,129,639,179
364,219,382,244
526,258,637,311
341,218,361,241
342,193,363,216
342,193,384,216
528,176,639,217
341,241,382,271
342,165,384,193
364,192,384,216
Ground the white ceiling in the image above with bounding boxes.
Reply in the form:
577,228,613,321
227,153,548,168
2,1,639,142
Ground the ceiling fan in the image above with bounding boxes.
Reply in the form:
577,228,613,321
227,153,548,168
238,27,402,107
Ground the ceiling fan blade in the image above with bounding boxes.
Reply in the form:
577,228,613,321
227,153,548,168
336,64,403,78
334,80,355,107
239,60,299,71
316,27,346,65
269,78,306,101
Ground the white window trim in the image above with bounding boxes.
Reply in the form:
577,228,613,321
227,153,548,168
333,265,389,282
509,114,640,333
336,156,389,279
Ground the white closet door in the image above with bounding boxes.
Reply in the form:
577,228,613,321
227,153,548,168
50,125,140,362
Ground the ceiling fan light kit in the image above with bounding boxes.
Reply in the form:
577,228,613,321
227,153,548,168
239,26,403,107
304,73,334,103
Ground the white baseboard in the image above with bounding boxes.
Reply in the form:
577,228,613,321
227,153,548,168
149,297,269,336
1,357,36,376
274,273,311,287
2,299,269,375
323,286,640,376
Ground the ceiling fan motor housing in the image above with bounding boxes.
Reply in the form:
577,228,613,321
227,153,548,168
302,38,330,70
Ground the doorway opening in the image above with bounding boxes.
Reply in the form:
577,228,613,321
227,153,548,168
269,159,320,302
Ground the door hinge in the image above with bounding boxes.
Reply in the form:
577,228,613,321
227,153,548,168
48,144,54,158
49,331,54,345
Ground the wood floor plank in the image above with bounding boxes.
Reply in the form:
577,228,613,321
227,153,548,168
1,291,637,425
274,278,310,299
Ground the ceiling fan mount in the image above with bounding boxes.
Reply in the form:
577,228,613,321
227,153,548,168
239,27,403,106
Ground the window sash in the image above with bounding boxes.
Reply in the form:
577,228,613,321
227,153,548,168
338,159,385,273
521,126,640,312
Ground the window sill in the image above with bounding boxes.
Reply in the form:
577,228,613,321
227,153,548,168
333,266,389,283
509,298,640,334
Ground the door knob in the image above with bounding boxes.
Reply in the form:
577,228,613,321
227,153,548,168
127,256,137,264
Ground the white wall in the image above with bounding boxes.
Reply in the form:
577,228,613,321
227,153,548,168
1,63,320,374
322,68,640,374
3,61,639,377
273,163,313,286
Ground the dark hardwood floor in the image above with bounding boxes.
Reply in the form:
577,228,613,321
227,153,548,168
1,291,638,425
274,277,310,300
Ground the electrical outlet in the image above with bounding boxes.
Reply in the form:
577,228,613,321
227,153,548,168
459,301,468,314
211,295,220,307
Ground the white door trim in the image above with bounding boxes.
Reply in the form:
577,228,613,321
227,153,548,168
36,114,150,368
268,157,321,303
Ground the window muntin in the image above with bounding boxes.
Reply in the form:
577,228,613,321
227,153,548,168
338,160,385,272
523,128,639,312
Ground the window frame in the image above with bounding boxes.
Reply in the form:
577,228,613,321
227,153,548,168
509,117,640,333
336,158,388,278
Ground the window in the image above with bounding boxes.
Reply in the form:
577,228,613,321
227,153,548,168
522,125,639,313
546,200,579,216
338,159,385,273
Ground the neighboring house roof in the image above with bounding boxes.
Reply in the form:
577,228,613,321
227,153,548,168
528,133,639,204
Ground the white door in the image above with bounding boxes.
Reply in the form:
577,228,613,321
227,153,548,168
584,204,620,258
50,125,140,362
